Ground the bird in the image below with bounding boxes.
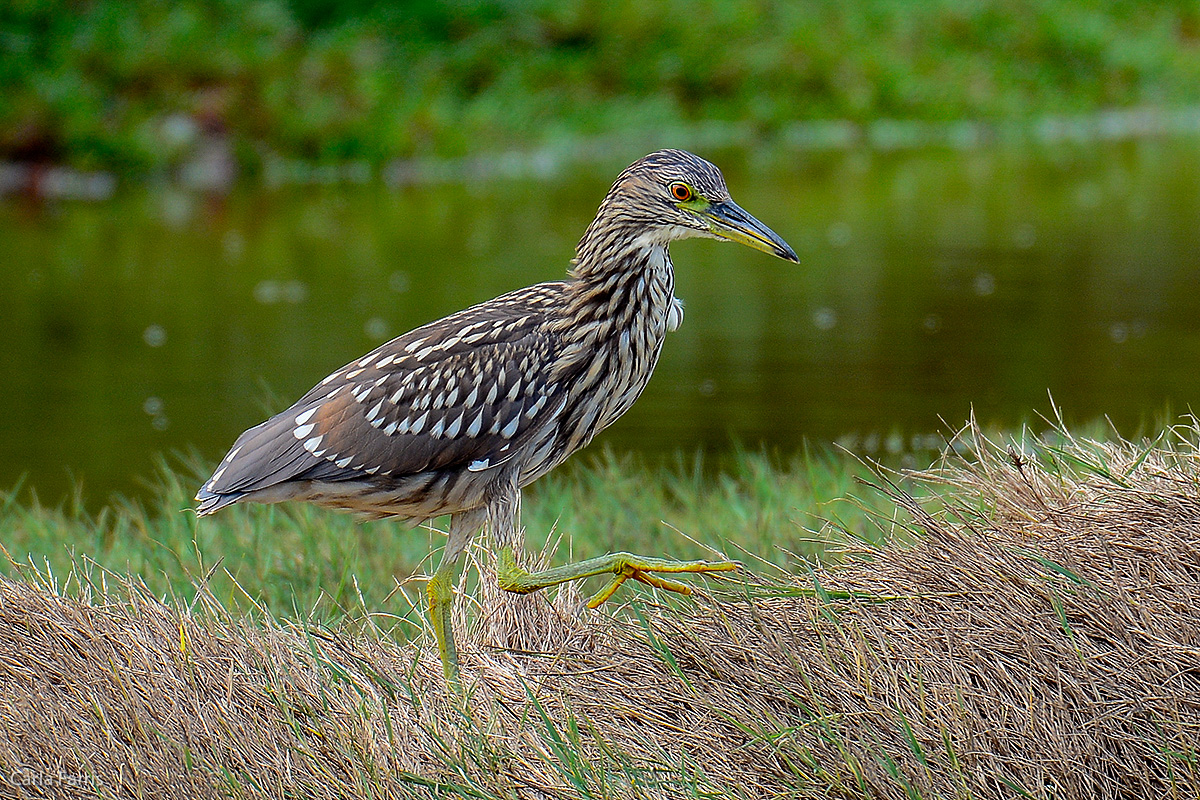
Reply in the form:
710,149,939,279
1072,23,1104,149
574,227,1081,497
195,149,798,690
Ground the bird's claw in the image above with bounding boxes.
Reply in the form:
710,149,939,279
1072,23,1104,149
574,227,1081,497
586,560,737,609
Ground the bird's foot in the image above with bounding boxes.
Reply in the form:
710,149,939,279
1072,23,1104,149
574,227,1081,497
496,546,739,608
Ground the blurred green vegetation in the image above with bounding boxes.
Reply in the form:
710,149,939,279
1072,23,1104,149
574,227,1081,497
4,0,1200,172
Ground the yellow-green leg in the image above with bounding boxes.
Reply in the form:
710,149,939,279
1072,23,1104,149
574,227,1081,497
496,546,738,608
427,508,485,693
426,560,461,691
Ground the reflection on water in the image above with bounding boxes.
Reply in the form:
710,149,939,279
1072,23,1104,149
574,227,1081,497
2,141,1199,503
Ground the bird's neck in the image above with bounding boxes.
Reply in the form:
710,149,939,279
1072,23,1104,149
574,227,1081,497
560,236,676,343
538,229,678,460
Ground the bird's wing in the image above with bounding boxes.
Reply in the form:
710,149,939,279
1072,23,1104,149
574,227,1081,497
197,283,569,510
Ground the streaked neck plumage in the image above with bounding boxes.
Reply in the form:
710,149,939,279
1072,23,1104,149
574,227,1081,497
560,201,682,339
540,208,682,459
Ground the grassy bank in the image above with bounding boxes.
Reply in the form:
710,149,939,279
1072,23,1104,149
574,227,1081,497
1,422,1199,797
0,447,883,631
6,1,1200,172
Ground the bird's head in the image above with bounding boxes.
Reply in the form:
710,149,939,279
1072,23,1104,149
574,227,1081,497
601,149,798,263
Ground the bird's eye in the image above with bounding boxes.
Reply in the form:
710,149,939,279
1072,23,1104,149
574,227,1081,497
670,183,694,202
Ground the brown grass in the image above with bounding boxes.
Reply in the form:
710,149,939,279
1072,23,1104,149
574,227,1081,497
1,422,1199,799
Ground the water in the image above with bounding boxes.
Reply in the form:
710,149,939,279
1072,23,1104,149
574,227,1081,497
2,140,1199,504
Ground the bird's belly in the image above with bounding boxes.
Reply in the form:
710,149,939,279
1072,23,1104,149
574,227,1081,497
281,468,493,522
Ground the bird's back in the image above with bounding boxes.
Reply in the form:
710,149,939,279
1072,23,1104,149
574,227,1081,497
196,280,576,520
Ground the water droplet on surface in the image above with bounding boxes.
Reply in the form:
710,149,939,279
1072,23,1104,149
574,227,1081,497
973,272,996,296
365,317,389,340
911,434,937,452
253,280,280,304
388,271,411,293
827,222,852,248
255,280,306,304
143,324,166,347
281,280,308,303
812,307,837,330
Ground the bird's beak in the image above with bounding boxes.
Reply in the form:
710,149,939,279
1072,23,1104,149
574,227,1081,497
702,200,799,262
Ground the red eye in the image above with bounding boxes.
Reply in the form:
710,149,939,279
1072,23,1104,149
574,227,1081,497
670,183,693,202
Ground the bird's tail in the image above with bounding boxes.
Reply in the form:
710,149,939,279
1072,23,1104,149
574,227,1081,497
194,486,245,516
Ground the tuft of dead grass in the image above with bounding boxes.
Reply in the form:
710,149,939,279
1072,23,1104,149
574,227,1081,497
2,421,1199,799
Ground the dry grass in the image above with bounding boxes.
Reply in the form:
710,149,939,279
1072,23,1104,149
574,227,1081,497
2,421,1200,799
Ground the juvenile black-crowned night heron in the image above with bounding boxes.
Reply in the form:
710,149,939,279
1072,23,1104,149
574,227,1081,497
196,149,797,689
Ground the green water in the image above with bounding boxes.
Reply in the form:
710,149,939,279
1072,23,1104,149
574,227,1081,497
3,142,1199,504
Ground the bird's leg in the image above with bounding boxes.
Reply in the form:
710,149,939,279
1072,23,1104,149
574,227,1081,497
496,548,739,609
427,507,485,692
487,486,524,552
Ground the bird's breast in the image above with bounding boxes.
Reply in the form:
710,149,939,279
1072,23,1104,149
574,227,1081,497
521,249,676,484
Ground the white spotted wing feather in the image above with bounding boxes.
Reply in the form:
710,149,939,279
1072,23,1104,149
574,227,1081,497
195,283,567,515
